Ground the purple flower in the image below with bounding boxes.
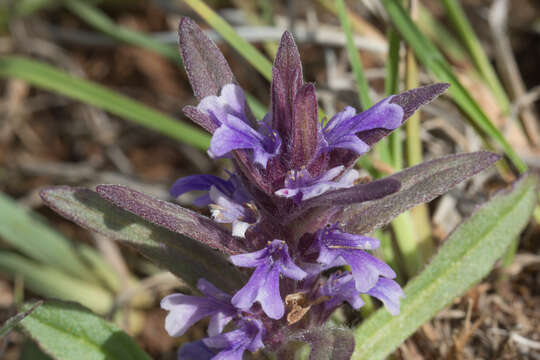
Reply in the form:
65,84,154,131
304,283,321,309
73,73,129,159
161,279,237,337
202,318,265,360
177,341,216,360
170,173,257,237
275,165,359,202
171,174,236,207
319,272,403,315
230,240,307,319
318,272,365,311
312,225,395,292
198,83,282,168
320,97,403,155
197,84,250,128
366,277,404,316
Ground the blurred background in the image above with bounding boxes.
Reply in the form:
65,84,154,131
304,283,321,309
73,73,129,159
0,0,539,359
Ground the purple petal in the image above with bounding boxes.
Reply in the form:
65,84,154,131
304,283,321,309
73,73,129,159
275,166,360,202
279,251,307,280
170,174,234,199
178,341,216,360
178,18,235,100
323,98,403,152
367,278,404,315
202,319,265,359
271,31,304,142
320,272,364,310
198,84,249,127
230,247,269,268
208,312,235,336
256,265,284,319
342,251,396,292
161,294,216,337
231,263,269,311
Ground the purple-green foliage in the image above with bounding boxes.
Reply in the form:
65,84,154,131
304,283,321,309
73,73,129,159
40,18,501,360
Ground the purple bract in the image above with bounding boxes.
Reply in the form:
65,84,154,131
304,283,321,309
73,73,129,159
154,18,499,360
39,16,501,360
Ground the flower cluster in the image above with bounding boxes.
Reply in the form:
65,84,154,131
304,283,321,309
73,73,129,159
160,18,454,360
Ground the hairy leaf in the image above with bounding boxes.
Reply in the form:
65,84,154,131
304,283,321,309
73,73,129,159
20,300,151,360
291,326,355,360
95,185,245,254
0,301,42,339
338,152,500,234
178,17,235,101
272,31,304,142
291,83,319,168
40,187,245,292
352,174,538,359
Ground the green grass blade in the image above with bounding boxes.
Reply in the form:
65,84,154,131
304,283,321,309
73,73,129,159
336,0,372,110
352,174,538,359
381,0,527,173
65,0,180,62
417,4,470,66
385,28,403,170
0,252,113,314
0,192,94,283
441,0,511,113
0,56,210,149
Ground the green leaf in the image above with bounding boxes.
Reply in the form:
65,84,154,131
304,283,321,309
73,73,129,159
0,56,210,150
0,252,113,314
352,174,538,360
336,0,372,110
0,301,42,339
381,0,527,173
20,300,151,360
441,0,510,113
40,186,245,293
0,192,94,283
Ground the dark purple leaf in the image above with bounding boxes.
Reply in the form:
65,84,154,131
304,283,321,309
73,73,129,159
291,83,318,168
96,185,245,254
357,83,449,146
336,151,501,234
183,105,218,133
272,31,304,142
40,186,245,292
289,327,355,360
391,82,450,120
287,177,401,222
178,17,235,101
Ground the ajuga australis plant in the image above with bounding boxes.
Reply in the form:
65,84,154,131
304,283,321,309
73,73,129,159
40,18,501,360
